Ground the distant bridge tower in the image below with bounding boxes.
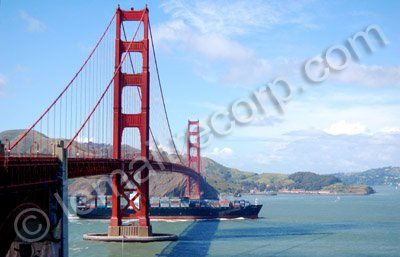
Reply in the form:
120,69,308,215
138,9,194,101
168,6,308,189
110,6,151,236
185,120,201,199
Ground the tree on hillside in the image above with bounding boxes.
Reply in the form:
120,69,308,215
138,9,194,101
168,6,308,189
289,172,341,191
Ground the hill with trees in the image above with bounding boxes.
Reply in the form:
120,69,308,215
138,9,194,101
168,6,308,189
335,167,400,186
288,172,341,191
0,129,378,196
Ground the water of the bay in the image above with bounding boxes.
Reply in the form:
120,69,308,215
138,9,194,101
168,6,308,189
69,186,400,256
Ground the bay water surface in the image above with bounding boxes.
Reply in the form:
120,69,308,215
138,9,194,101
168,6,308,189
69,186,400,256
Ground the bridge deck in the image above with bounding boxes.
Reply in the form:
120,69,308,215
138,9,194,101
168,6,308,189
1,157,199,189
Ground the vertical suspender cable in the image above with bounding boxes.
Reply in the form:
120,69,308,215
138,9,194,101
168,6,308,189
149,20,183,165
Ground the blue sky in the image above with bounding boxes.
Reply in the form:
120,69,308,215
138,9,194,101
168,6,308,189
1,0,400,174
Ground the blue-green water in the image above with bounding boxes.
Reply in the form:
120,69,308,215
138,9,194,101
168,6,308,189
69,186,400,256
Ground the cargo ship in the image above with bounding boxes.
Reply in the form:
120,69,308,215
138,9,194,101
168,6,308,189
75,196,262,220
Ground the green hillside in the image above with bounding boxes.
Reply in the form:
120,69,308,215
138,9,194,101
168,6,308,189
289,172,340,191
0,129,380,196
201,157,292,193
335,167,400,186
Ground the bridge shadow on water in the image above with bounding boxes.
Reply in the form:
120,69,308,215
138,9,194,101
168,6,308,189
157,220,355,257
214,221,355,257
213,221,353,240
157,220,220,257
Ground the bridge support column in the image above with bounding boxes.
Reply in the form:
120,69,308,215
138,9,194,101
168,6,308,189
185,176,191,197
109,173,121,227
55,140,68,257
109,5,152,238
0,140,4,166
186,120,201,199
0,140,4,156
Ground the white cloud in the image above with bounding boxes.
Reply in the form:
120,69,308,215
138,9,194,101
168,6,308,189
208,147,233,158
211,127,400,173
157,1,398,88
381,127,400,134
156,143,174,155
332,62,400,87
161,0,318,36
324,120,367,135
154,19,259,60
203,97,400,173
154,20,272,86
194,34,253,62
0,73,7,95
196,101,226,111
76,136,95,143
0,73,7,86
155,0,317,86
251,115,284,127
253,129,400,173
20,10,46,32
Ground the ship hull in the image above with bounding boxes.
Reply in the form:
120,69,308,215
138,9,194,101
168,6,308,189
76,205,262,220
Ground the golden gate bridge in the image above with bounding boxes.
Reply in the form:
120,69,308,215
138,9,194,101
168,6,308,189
0,4,202,255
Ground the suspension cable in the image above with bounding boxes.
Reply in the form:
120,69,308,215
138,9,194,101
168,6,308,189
149,19,184,165
10,13,116,151
66,10,146,149
121,23,165,162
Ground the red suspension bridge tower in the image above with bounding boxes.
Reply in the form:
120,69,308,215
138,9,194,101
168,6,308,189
109,5,151,237
1,3,204,246
186,120,201,199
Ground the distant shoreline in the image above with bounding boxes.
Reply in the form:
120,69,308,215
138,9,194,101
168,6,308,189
246,186,375,196
276,190,372,196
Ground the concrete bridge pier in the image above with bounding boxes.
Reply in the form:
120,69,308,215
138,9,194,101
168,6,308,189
1,141,66,256
55,141,68,257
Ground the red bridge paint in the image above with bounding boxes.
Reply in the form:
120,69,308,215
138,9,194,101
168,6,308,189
186,120,201,199
110,6,150,229
1,4,204,244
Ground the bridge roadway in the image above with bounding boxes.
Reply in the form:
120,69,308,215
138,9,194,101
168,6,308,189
0,156,200,190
